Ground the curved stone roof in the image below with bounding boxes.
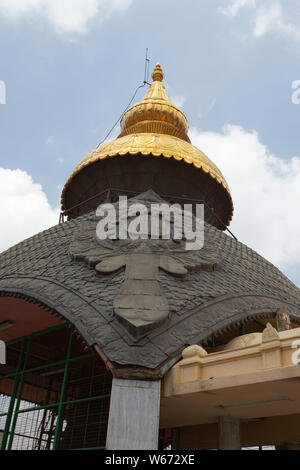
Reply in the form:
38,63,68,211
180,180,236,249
1,193,300,378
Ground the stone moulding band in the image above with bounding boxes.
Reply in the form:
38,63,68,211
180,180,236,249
1,285,300,380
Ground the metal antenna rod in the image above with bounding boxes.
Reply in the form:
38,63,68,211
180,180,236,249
144,48,150,85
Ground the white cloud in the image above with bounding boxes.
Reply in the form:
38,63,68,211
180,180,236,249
0,0,133,35
171,95,186,109
0,168,59,253
220,0,300,42
219,0,256,19
190,124,300,269
197,97,217,119
254,3,300,40
207,97,217,113
253,3,281,37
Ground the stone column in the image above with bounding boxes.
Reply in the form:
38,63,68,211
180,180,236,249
218,415,241,450
106,378,161,450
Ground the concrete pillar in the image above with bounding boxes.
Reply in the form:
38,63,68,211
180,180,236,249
218,416,240,450
106,378,161,450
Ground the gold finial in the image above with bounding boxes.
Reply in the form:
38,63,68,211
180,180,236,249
117,61,191,143
152,63,164,82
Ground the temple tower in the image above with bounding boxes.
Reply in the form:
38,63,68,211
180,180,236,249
1,64,300,451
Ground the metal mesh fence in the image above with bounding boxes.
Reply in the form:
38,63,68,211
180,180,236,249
8,406,58,450
0,324,112,450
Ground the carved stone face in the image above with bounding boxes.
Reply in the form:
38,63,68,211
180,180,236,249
70,192,221,339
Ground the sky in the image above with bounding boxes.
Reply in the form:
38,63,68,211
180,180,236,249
0,0,300,285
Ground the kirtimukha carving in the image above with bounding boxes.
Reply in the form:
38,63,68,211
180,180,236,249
70,192,221,339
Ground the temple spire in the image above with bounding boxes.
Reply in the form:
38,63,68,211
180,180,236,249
61,62,233,227
118,62,191,143
152,63,164,82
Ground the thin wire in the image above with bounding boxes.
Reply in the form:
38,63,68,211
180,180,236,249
96,82,147,149
96,49,150,149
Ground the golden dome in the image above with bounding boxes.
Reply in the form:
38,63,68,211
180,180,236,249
118,63,190,143
63,133,230,194
61,63,234,227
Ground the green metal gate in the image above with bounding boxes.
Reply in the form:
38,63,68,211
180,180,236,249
0,324,112,450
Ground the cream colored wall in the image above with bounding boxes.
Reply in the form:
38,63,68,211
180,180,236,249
163,325,300,396
160,325,300,434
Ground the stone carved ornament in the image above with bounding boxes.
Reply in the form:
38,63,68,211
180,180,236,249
69,191,221,339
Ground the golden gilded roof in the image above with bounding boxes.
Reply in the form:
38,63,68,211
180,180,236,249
61,63,233,224
62,133,230,194
118,63,190,143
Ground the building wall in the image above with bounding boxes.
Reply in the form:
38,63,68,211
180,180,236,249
178,414,300,449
